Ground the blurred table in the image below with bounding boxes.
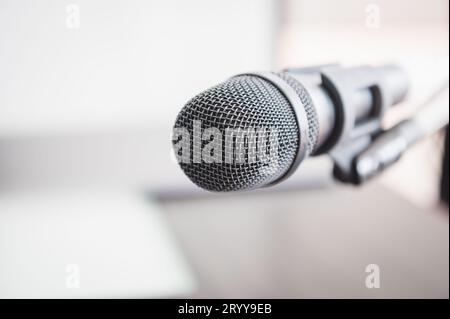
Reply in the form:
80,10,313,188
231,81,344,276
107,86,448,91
160,183,449,298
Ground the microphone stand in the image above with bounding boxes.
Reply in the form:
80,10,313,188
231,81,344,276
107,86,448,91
332,82,449,185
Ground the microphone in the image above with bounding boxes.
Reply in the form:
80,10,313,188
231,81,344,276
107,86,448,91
172,64,409,192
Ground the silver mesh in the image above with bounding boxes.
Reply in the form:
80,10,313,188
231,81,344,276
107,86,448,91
173,74,316,192
274,72,319,155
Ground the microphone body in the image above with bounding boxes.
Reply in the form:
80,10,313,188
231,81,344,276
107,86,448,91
280,65,408,155
172,64,409,192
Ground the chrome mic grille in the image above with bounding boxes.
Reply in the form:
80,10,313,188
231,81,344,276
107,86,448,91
173,73,318,192
276,72,319,155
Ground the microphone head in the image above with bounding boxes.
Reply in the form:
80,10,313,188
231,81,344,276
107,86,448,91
172,73,318,192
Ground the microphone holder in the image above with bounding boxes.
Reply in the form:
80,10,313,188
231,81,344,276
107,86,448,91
331,82,449,185
285,64,410,185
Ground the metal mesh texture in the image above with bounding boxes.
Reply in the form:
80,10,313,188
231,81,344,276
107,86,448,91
274,72,319,155
173,74,318,192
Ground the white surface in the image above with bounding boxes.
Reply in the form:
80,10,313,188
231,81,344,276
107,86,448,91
0,0,275,137
0,190,195,298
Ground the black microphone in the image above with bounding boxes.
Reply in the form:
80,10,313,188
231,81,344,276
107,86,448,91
172,64,409,192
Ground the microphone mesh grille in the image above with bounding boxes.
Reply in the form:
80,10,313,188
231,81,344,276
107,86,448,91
274,72,319,155
173,74,311,192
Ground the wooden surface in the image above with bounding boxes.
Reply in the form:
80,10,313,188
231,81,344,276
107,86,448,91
161,183,449,298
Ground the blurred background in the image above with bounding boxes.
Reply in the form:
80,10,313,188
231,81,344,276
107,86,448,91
0,0,448,298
